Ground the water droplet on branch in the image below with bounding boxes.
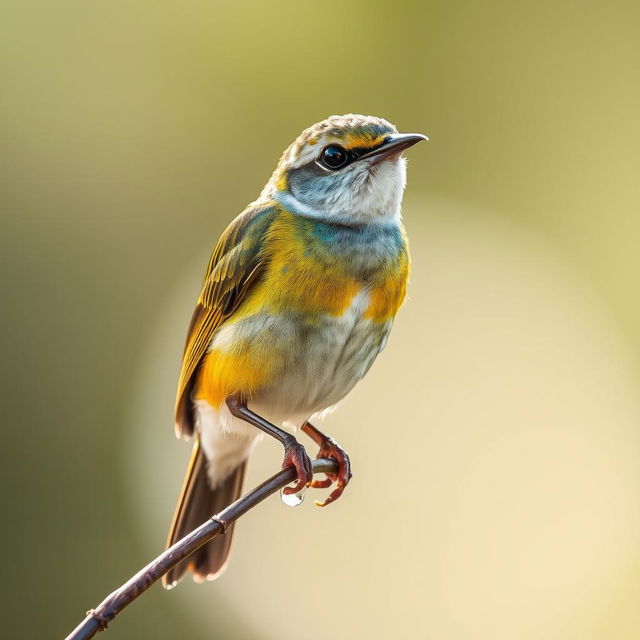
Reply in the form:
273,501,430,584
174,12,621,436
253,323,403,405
280,485,306,507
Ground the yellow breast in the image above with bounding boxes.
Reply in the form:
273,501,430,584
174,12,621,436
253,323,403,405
195,211,409,408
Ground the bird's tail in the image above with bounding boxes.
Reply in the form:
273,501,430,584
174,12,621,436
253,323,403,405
162,436,246,588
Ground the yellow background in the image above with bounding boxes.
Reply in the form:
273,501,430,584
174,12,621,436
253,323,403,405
1,1,639,638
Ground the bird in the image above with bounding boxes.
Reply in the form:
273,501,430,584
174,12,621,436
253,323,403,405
162,114,426,588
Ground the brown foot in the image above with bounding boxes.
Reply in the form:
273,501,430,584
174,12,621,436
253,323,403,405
302,422,352,507
226,396,313,496
282,437,313,495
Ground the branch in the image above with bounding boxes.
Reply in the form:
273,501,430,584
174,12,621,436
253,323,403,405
65,457,338,640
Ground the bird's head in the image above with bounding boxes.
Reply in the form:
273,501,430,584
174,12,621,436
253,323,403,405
263,114,426,225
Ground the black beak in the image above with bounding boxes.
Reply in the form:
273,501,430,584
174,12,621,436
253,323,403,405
357,133,428,162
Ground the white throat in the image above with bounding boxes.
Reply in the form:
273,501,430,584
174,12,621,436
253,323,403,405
273,156,407,225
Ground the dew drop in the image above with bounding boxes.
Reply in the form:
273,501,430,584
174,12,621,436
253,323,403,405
280,484,306,507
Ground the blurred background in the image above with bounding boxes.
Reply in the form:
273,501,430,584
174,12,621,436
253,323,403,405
2,1,639,638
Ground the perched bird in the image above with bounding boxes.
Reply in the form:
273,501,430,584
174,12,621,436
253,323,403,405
163,114,426,588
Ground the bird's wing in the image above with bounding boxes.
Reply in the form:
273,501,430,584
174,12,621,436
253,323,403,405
175,203,278,437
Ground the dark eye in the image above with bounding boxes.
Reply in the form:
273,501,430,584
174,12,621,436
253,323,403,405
318,145,348,170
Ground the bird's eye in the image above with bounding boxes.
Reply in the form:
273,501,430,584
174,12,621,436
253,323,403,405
319,145,348,170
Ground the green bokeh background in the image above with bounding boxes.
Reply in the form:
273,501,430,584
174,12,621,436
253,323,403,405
1,1,639,638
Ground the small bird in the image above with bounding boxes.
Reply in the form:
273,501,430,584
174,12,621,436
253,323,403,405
163,114,426,588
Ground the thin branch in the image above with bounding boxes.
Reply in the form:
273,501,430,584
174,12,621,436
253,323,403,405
65,458,338,640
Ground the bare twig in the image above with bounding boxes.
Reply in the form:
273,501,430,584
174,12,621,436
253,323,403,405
65,457,338,640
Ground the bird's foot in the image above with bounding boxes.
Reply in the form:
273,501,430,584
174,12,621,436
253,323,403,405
309,437,352,507
282,439,313,495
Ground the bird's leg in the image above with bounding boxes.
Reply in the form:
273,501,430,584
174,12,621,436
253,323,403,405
226,396,312,495
301,421,352,507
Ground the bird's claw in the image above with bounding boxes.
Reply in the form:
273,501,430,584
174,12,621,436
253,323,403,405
309,437,352,507
282,440,313,495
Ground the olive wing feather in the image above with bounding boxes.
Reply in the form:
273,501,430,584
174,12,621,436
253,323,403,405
174,204,278,437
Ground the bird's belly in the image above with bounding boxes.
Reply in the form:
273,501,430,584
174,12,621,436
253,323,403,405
258,298,393,425
198,288,392,427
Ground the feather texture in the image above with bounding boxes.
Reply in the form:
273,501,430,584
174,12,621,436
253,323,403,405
174,204,278,436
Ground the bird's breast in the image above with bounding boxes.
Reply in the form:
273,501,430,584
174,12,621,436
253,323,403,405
247,210,410,320
194,210,409,413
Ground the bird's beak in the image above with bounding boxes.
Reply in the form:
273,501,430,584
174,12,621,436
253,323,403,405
357,133,428,162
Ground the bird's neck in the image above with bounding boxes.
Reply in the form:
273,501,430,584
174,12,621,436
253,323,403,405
271,187,402,226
